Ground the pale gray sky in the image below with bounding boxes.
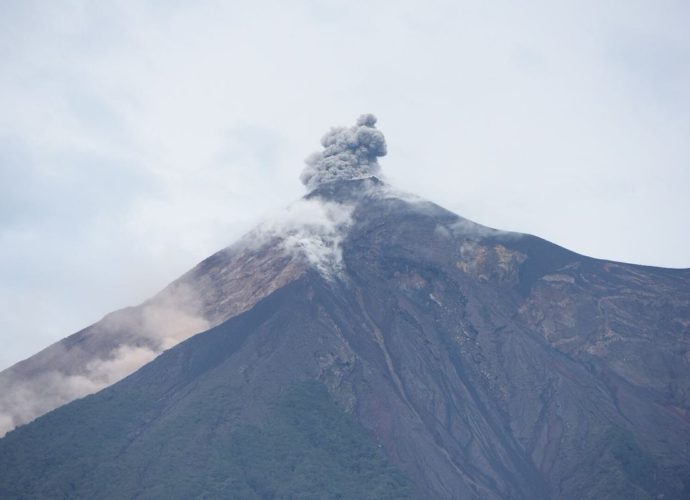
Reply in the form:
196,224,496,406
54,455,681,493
1,0,689,370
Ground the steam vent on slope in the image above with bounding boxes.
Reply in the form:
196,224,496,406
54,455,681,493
1,115,689,500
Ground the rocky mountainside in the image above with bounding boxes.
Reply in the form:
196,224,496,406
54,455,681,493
1,116,689,499
0,197,308,436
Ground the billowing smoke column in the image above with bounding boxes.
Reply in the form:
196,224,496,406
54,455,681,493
300,114,387,190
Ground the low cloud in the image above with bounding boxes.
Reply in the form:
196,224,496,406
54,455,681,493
0,344,161,435
0,345,158,436
248,198,354,278
0,283,210,437
98,282,211,350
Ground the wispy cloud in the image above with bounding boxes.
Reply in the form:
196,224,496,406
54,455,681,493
0,281,210,436
247,198,355,279
0,344,157,437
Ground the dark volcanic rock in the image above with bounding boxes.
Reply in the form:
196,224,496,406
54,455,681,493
1,179,689,499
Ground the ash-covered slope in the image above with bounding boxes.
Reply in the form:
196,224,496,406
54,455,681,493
1,115,689,499
0,114,382,436
0,221,310,436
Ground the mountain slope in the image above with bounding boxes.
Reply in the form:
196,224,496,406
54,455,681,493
0,208,308,436
0,274,414,499
1,115,689,499
1,178,688,499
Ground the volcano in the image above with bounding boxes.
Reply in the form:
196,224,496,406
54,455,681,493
1,116,689,499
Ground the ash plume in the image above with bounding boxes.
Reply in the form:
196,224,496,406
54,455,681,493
300,114,387,190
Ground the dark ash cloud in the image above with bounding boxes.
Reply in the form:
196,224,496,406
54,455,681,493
300,114,387,190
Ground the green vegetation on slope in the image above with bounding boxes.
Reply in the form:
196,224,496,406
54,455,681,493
204,382,414,499
605,427,657,496
0,381,413,499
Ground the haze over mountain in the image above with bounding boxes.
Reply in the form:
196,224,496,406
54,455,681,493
1,116,689,499
0,113,387,437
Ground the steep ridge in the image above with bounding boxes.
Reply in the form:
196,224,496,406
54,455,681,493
0,113,383,435
1,178,689,499
0,232,308,436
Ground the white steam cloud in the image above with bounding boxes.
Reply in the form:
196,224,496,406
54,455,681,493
300,114,387,190
249,198,354,278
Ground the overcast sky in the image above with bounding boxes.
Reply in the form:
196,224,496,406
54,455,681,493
1,0,689,370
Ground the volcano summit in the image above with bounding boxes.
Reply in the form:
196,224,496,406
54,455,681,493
0,116,689,499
